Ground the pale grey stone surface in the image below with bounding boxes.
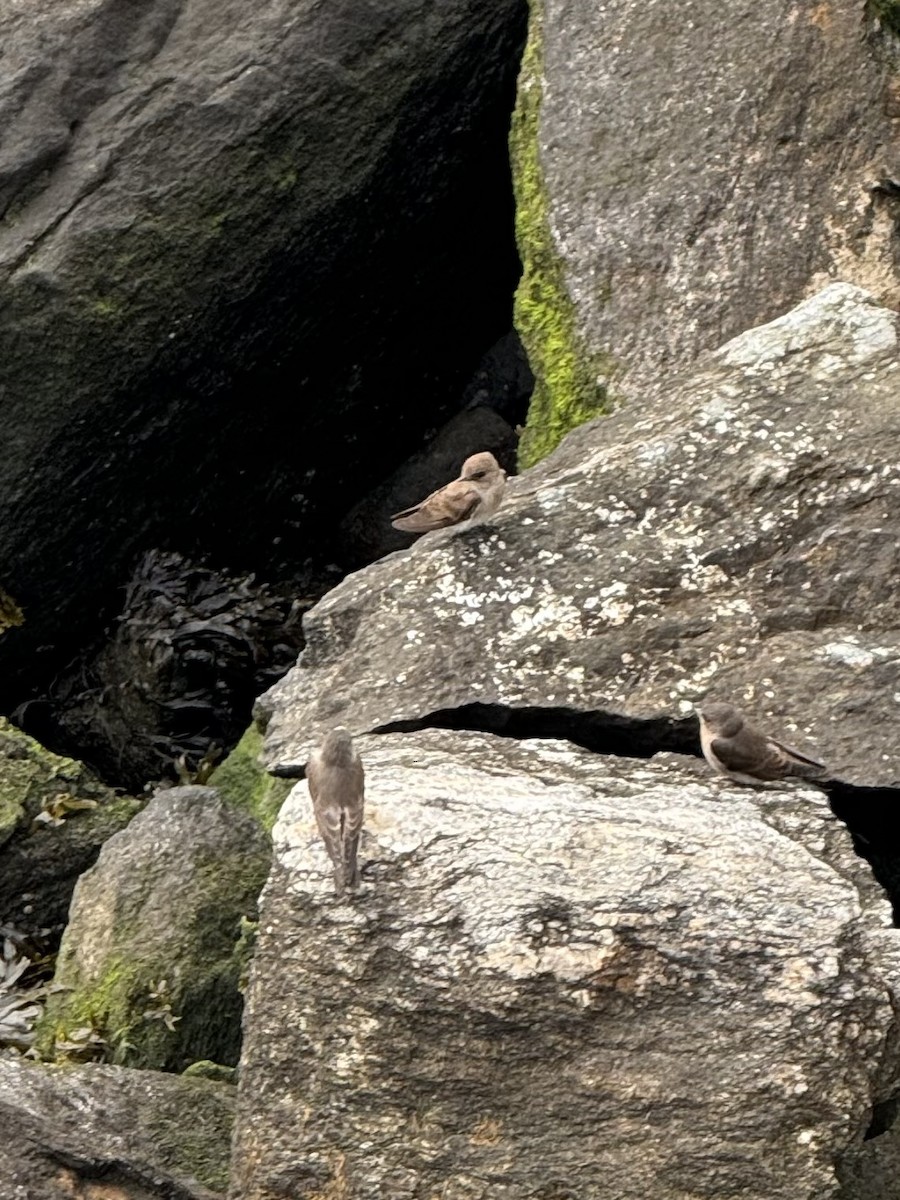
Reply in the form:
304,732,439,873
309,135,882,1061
231,730,900,1199
534,0,900,396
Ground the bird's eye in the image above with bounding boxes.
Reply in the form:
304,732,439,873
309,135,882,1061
470,470,485,480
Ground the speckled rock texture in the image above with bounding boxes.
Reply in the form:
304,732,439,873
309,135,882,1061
0,0,527,704
260,284,900,787
0,1052,232,1198
0,717,140,938
39,786,270,1071
230,730,900,1199
517,0,900,417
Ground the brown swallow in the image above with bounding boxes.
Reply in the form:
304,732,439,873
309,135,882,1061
390,451,506,533
698,701,827,786
306,728,365,894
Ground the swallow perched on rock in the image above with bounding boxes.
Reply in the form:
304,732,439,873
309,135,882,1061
698,701,827,785
390,451,506,534
306,728,365,894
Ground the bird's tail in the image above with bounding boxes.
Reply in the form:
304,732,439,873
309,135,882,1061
337,830,361,893
782,756,828,781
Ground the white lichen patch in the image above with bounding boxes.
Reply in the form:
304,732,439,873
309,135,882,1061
819,642,875,669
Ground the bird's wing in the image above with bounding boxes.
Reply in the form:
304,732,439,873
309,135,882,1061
710,731,785,779
341,761,366,837
391,480,481,532
305,752,321,802
767,736,826,773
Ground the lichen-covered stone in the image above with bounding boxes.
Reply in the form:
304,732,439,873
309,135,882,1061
0,717,141,936
0,1052,233,1198
39,786,270,1072
230,730,900,1199
512,0,900,468
260,285,900,788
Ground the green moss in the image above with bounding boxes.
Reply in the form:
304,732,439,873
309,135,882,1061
210,725,291,832
36,955,140,1063
870,0,900,35
0,587,24,633
511,0,615,469
0,717,141,850
182,1060,237,1083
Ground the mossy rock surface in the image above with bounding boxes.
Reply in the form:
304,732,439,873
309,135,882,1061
38,785,271,1072
210,725,291,834
510,0,613,469
0,717,142,935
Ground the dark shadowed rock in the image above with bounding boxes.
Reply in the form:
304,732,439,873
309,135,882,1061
0,1052,232,1198
512,0,900,463
39,786,270,1071
230,730,900,1199
0,718,140,939
32,549,305,793
259,285,900,788
0,0,527,703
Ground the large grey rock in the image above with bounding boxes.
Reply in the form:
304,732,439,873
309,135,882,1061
39,786,270,1071
230,730,900,1199
259,284,900,788
0,1053,232,1199
0,0,527,701
512,0,900,463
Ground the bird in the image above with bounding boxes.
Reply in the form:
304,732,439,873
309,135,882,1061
698,701,827,786
390,451,507,533
306,728,365,895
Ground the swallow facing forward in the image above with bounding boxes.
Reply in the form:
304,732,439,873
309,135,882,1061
390,451,506,534
698,702,827,786
306,728,365,894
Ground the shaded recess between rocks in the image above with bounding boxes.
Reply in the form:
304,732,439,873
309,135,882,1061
370,700,699,758
0,0,530,712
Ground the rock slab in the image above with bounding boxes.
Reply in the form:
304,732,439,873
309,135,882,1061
230,730,900,1199
260,284,900,788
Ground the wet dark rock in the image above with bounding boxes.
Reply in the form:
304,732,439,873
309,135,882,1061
0,0,528,708
23,550,305,793
0,1052,233,1199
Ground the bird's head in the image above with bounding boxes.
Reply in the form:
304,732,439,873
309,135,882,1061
699,701,744,738
461,451,504,482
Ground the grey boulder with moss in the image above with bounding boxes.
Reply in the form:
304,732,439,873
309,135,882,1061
230,730,900,1199
0,717,141,938
0,0,526,698
512,0,900,464
40,786,270,1072
0,1052,232,1198
259,284,900,788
